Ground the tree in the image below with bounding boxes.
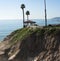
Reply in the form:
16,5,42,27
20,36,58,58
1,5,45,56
21,4,25,27
26,11,30,20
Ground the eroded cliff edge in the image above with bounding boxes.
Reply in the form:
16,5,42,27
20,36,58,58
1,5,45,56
0,27,60,61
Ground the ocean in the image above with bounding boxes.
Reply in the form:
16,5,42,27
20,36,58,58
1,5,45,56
0,19,60,41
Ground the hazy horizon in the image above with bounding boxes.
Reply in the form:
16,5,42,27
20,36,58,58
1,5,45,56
0,16,60,20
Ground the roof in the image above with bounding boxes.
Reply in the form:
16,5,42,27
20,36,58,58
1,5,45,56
24,20,36,23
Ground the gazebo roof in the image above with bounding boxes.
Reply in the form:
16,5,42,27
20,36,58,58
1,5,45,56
24,20,36,23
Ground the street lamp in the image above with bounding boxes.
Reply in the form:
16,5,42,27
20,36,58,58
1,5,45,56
44,0,47,26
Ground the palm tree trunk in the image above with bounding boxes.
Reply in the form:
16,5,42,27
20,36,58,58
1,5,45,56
27,15,29,21
22,9,25,27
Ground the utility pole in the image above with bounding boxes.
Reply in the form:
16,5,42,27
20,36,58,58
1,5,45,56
44,0,47,26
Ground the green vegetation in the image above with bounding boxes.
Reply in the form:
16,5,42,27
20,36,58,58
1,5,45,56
9,26,60,46
44,26,60,35
36,28,45,37
10,27,38,46
46,28,56,35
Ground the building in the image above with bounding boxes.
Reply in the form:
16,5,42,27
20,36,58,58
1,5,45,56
24,20,36,27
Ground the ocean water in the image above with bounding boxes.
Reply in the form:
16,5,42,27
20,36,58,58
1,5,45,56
0,20,23,41
0,19,60,41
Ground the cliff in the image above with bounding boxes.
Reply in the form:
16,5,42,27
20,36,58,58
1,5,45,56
0,27,60,61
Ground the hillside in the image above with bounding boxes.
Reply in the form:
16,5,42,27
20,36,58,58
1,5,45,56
51,17,60,21
0,26,60,61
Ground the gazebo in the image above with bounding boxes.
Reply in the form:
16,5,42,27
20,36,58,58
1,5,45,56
24,20,36,27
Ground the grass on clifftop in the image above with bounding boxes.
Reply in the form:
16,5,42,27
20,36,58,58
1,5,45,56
10,27,38,46
9,26,60,46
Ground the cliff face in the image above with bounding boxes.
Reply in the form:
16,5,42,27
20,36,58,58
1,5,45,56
0,27,60,61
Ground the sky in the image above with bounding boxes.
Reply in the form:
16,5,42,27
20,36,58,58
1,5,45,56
0,0,60,19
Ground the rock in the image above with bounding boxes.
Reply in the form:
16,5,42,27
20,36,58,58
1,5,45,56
0,27,60,61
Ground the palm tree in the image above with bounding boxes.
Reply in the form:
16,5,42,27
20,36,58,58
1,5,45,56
21,4,25,27
26,11,30,20
44,0,47,26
